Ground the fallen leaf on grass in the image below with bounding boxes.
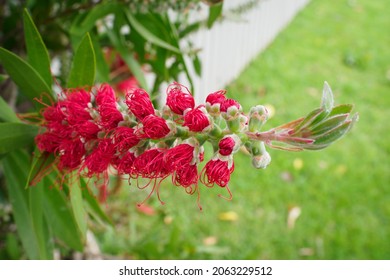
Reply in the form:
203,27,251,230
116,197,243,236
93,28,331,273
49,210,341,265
218,211,238,222
287,206,301,229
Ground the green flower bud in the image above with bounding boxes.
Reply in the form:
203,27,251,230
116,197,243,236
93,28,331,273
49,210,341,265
249,105,269,132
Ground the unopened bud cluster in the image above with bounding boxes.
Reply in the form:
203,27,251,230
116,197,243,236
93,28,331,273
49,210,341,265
35,82,357,207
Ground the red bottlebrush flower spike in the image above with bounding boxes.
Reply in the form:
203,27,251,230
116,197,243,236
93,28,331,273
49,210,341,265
166,82,195,115
33,81,357,208
125,88,155,120
183,106,210,132
139,115,171,139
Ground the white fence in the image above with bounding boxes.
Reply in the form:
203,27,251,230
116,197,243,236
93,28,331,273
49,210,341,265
179,0,310,104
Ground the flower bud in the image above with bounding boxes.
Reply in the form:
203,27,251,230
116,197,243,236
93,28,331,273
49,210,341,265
218,134,241,156
251,152,271,169
183,106,211,132
125,88,155,120
140,115,171,139
248,105,269,132
166,82,195,115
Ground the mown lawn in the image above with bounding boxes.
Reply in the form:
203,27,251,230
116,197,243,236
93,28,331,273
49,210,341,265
97,0,390,259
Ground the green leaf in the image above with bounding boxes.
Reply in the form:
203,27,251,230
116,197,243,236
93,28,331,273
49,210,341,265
67,33,96,88
23,9,52,87
42,175,84,251
106,28,148,90
70,177,88,237
311,114,350,136
328,104,354,118
321,81,334,114
207,2,223,28
0,123,38,154
0,96,20,122
193,55,202,76
3,150,52,259
125,11,180,53
90,33,110,82
26,149,55,188
29,183,53,259
70,2,121,37
293,108,324,133
80,178,112,226
0,47,52,111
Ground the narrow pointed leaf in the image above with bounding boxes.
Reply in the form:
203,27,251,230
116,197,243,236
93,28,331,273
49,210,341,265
0,123,38,154
293,108,324,133
26,149,55,188
311,114,349,136
67,33,96,88
80,178,112,226
207,2,223,28
3,150,51,259
328,104,354,118
29,183,53,259
0,96,20,122
312,121,353,146
23,9,52,87
70,178,88,237
321,81,334,113
90,33,110,82
42,176,84,251
125,11,180,53
0,47,52,110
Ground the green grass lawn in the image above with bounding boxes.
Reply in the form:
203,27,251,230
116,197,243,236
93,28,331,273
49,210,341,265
97,0,390,259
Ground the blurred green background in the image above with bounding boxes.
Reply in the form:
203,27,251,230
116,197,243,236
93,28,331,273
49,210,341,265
97,0,390,259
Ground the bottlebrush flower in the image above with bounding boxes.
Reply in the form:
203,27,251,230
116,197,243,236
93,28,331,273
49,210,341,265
35,132,63,153
206,90,226,106
133,149,170,179
183,106,210,132
125,88,155,120
201,157,234,188
33,81,357,208
58,139,86,171
116,152,136,175
220,98,241,113
166,82,195,115
173,164,198,188
218,134,241,156
112,126,140,153
63,89,92,125
139,115,171,139
83,138,115,176
96,84,124,130
164,143,195,170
